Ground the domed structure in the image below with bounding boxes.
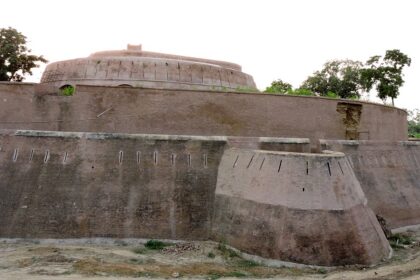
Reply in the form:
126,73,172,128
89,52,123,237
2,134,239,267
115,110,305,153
40,44,256,91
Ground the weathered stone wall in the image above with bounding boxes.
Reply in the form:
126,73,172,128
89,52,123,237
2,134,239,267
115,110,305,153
0,84,408,148
40,56,256,91
320,140,420,229
0,130,227,239
212,148,391,266
0,129,309,239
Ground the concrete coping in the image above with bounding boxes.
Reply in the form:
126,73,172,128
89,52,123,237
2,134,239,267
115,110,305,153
231,148,345,158
320,139,420,146
5,130,310,145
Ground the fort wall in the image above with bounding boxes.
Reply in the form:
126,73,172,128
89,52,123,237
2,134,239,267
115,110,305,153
0,84,408,148
40,56,256,91
212,148,390,266
320,140,420,229
0,129,308,240
0,130,226,239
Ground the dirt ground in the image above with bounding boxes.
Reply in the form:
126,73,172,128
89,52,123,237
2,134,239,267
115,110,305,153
1,231,420,280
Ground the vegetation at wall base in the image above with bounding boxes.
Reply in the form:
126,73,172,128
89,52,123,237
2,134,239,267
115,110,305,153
144,239,171,250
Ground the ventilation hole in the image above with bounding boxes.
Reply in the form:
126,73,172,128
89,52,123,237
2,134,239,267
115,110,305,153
203,154,208,167
233,155,239,168
92,166,94,169
119,151,123,164
12,148,18,162
154,151,158,165
171,154,176,165
247,155,255,168
44,150,50,163
59,84,75,96
306,161,309,175
29,149,34,162
187,154,191,166
338,161,344,175
278,160,282,172
327,162,332,176
302,187,305,192
136,151,141,164
63,152,68,163
259,158,265,170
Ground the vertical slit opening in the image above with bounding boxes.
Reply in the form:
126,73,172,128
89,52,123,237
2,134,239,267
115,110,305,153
137,151,141,164
29,149,34,162
63,152,68,163
327,162,332,176
188,154,191,166
259,158,265,170
203,154,208,167
44,150,50,163
119,151,123,164
233,155,239,168
171,154,176,165
247,155,255,168
154,151,158,165
12,148,18,162
306,161,309,175
278,160,283,172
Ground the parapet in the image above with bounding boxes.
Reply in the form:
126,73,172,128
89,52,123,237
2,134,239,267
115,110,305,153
40,45,256,91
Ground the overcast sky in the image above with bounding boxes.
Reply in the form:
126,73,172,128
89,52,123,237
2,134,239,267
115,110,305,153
1,0,418,110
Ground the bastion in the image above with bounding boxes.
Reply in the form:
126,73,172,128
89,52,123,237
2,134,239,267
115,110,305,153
0,45,418,266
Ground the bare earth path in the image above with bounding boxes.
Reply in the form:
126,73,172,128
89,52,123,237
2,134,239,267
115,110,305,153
1,232,420,280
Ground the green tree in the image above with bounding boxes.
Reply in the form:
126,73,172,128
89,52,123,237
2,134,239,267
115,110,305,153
0,27,47,82
408,109,420,138
300,60,363,99
360,49,411,105
264,79,292,93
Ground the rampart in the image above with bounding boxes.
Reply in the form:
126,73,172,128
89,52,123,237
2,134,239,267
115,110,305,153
40,47,256,91
212,148,390,266
320,140,420,230
0,83,408,150
0,130,390,266
0,130,309,239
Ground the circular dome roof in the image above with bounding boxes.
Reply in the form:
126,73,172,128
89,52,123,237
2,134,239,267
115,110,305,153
41,45,257,91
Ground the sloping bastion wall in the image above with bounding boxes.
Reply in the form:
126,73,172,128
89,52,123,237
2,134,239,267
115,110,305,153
321,140,420,230
0,129,391,266
0,83,408,147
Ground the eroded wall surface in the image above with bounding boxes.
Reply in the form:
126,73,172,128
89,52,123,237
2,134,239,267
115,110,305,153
320,140,420,229
212,148,391,266
0,84,408,147
0,130,226,239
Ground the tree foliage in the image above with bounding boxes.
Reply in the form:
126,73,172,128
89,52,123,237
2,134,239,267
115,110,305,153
267,49,411,104
0,27,47,82
360,49,411,105
300,60,363,99
408,109,420,138
264,79,292,93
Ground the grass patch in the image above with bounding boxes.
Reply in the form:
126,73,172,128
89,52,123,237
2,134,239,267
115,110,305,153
144,239,171,250
236,259,259,268
389,233,415,249
217,243,240,259
131,247,147,254
207,252,216,258
226,271,247,277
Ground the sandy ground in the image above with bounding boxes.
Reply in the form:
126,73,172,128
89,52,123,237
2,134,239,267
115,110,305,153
1,232,420,280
